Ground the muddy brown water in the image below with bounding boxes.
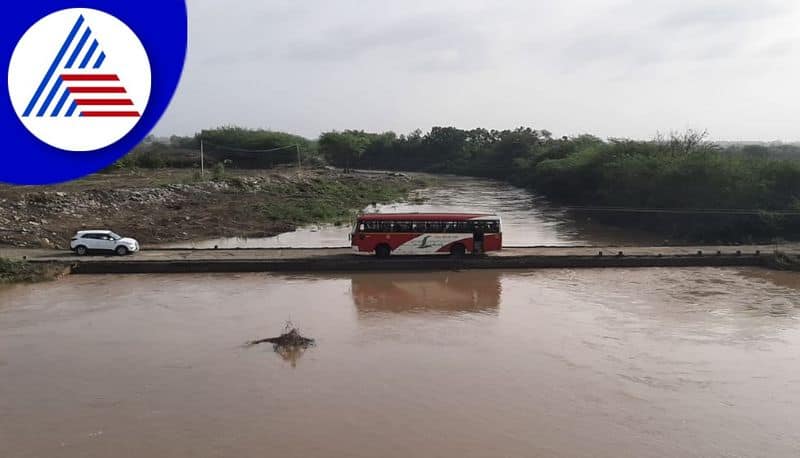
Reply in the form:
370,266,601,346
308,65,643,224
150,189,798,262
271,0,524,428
2,268,800,457
163,175,660,249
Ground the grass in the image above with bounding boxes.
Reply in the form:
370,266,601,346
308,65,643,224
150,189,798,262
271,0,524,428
0,258,67,284
259,175,427,226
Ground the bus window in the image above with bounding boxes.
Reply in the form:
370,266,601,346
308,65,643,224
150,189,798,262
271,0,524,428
425,222,444,233
395,222,413,232
476,220,500,233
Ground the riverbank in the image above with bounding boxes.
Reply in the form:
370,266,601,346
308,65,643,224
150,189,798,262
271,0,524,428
0,167,427,249
0,257,68,284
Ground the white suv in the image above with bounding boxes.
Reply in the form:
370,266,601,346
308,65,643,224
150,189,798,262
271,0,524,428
70,230,140,256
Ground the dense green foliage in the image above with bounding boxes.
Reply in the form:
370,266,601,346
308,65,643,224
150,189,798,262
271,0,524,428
320,128,800,242
114,125,800,241
114,128,318,170
318,131,370,172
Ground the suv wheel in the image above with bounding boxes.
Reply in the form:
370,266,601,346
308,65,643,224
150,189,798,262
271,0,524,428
75,245,88,256
115,246,129,256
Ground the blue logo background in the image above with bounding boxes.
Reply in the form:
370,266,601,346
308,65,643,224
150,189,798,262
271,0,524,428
2,1,187,185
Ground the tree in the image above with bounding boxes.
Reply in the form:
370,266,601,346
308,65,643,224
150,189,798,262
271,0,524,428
319,131,369,172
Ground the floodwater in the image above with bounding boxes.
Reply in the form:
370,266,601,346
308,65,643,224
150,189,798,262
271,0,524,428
164,176,659,249
2,268,800,457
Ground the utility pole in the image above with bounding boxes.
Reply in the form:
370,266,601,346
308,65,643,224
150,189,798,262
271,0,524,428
200,139,205,178
296,144,302,170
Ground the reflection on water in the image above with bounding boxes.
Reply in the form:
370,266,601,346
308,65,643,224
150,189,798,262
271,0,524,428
273,343,309,368
351,271,501,315
2,268,800,457
248,322,316,368
164,224,348,249
163,176,659,249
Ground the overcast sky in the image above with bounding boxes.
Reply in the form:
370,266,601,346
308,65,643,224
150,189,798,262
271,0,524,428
154,0,800,141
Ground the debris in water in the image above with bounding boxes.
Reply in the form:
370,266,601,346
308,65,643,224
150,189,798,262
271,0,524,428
247,321,315,348
246,322,315,367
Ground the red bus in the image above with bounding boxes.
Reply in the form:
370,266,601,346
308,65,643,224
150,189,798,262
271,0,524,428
350,213,502,257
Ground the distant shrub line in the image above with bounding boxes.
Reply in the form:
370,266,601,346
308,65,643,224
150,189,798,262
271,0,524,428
115,126,800,242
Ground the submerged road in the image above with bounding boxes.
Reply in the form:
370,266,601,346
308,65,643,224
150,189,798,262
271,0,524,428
3,244,799,274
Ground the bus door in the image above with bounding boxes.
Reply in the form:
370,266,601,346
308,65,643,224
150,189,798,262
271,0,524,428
472,225,485,254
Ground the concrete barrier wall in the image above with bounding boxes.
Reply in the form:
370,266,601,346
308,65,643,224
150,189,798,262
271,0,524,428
64,254,768,275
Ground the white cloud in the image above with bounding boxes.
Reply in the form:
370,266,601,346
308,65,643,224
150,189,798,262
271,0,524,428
155,0,800,141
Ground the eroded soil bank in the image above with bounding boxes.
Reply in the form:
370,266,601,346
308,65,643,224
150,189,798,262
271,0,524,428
0,167,425,248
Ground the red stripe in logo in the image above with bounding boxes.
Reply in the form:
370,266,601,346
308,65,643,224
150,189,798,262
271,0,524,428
75,99,133,106
68,87,127,93
60,74,120,81
80,111,140,117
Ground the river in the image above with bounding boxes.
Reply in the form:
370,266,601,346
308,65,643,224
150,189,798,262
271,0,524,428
2,267,800,457
163,175,660,249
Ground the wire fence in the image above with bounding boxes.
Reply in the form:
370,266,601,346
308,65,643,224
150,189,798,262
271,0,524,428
199,140,305,169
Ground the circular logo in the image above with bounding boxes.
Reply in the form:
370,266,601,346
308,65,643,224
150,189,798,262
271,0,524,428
1,1,186,185
8,9,151,152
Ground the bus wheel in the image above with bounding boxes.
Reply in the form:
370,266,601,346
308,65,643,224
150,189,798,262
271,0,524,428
450,243,466,257
375,244,391,258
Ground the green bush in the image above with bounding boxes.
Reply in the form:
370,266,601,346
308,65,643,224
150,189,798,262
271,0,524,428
211,162,225,181
316,127,800,242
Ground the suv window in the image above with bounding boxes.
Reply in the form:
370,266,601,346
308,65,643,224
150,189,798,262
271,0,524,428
83,233,111,240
